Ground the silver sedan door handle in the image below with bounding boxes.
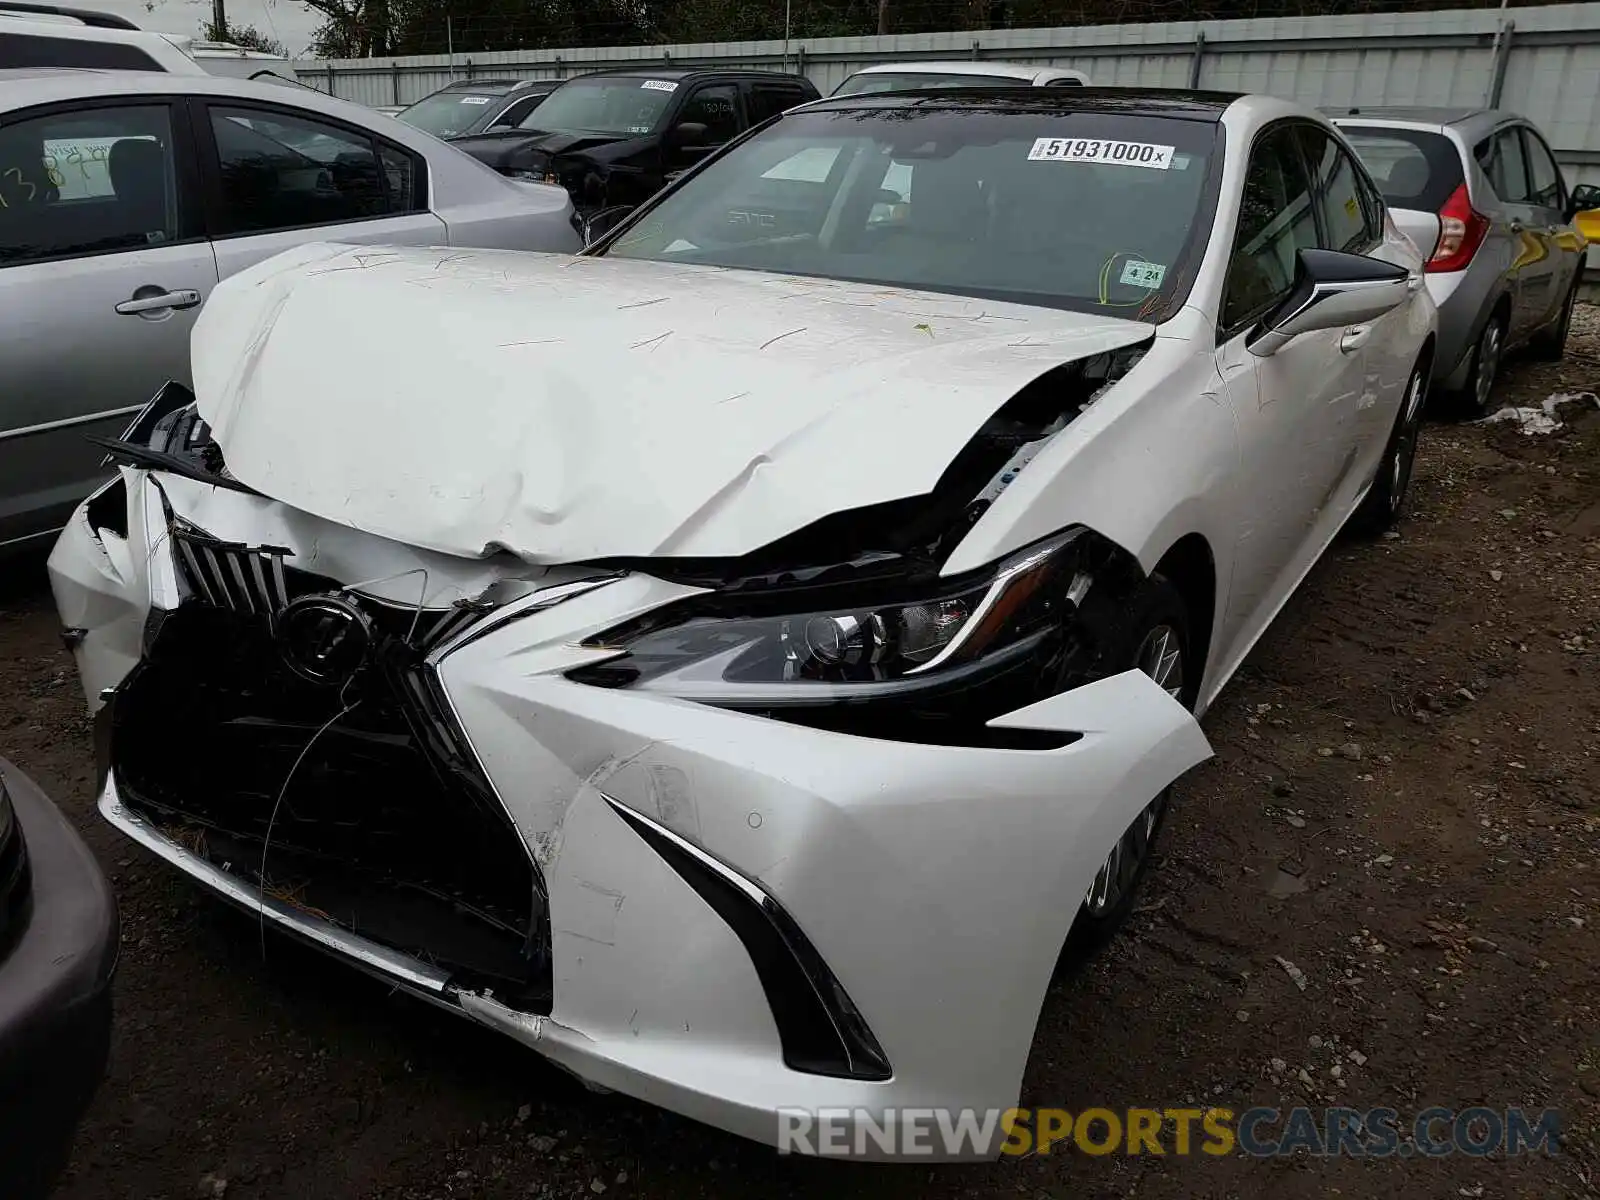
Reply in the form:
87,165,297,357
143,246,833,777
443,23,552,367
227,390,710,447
1340,324,1373,354
115,289,201,315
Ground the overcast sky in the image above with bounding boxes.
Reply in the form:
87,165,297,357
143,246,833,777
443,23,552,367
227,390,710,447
90,0,324,56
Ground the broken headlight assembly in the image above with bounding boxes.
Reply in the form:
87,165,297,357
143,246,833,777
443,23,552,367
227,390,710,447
570,531,1112,743
89,382,243,492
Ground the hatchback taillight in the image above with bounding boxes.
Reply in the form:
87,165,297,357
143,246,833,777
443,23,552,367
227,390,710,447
1427,182,1489,273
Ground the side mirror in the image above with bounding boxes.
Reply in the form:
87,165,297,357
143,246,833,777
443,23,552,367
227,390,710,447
668,121,709,148
1248,248,1413,357
581,205,634,245
1565,183,1600,222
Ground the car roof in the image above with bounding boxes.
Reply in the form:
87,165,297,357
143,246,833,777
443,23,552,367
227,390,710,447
0,67,397,116
846,60,1067,81
801,86,1242,121
429,78,548,95
1323,104,1508,135
572,66,812,83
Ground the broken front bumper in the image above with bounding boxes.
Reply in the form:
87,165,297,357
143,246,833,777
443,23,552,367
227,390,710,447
51,471,1212,1158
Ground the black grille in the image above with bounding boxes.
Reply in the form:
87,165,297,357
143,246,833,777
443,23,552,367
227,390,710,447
120,531,551,1008
169,521,490,652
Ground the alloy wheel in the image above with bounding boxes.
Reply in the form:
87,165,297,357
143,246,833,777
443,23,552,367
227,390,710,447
1474,321,1503,413
1084,624,1185,916
1388,370,1428,516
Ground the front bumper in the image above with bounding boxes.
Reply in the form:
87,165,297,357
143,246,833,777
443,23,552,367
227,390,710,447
52,470,1211,1159
0,760,117,1200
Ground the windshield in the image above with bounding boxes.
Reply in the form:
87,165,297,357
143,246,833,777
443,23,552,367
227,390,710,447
833,71,1029,97
518,78,677,135
604,106,1219,317
398,90,507,138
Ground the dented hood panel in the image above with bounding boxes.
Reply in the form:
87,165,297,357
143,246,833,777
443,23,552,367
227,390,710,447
192,243,1155,563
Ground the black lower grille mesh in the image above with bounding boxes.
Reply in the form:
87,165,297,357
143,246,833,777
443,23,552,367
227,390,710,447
114,594,550,1008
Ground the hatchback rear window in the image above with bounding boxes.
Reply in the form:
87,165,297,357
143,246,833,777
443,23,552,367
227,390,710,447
1338,126,1463,213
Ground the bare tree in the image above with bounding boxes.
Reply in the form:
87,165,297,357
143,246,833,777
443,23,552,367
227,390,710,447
877,0,890,33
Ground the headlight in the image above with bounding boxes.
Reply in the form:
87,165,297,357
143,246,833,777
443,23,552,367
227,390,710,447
572,531,1088,704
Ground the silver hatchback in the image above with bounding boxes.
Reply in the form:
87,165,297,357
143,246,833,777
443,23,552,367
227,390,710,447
1330,106,1594,413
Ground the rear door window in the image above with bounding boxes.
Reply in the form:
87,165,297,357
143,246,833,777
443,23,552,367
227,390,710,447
747,83,809,126
1521,128,1565,211
206,105,423,236
1477,128,1531,203
1337,126,1462,213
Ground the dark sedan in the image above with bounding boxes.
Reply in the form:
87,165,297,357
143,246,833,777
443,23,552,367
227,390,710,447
0,757,117,1200
395,78,558,141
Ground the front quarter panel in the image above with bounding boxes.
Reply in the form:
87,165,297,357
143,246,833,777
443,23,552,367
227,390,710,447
941,332,1241,698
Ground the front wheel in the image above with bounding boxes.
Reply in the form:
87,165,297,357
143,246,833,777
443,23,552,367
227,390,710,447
1059,575,1191,963
1351,362,1429,536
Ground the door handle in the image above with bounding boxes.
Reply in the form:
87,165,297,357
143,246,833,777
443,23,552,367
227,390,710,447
1340,325,1373,354
115,289,201,315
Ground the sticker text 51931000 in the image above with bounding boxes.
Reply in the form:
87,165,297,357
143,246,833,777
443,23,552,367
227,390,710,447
1027,138,1175,169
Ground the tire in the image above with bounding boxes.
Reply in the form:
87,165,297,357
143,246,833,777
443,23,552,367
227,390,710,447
1451,310,1506,417
1059,574,1193,964
1529,278,1580,361
1350,361,1429,537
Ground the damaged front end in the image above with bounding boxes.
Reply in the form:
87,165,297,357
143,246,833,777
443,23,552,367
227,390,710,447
60,383,604,1012
52,346,1216,1157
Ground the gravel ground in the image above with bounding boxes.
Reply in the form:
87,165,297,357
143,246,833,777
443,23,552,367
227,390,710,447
2,313,1598,1200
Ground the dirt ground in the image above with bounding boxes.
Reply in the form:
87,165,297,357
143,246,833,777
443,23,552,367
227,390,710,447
2,313,1598,1200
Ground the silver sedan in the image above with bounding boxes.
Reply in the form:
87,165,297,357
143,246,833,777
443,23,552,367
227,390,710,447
0,67,580,555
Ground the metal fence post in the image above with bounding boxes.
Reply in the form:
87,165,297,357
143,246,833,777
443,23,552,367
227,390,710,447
391,61,401,105
465,57,475,79
1488,18,1515,107
1188,30,1206,89
325,64,335,94
970,38,981,60
796,44,806,77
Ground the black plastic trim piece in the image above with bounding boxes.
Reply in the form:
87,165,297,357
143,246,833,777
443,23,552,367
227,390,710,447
604,797,891,1082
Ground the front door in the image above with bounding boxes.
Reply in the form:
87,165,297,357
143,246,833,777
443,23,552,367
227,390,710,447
0,97,217,549
1212,122,1367,656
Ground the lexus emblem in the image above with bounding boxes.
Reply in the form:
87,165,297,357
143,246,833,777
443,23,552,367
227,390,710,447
276,593,372,686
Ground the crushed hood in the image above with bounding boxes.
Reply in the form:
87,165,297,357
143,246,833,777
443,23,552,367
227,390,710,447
191,243,1154,564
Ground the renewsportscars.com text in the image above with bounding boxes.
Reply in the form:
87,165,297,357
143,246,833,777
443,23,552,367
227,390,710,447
775,1105,1561,1159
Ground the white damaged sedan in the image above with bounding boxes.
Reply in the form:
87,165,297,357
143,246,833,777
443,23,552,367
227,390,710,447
50,88,1434,1157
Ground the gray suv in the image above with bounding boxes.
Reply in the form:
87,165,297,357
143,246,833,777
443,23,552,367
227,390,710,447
1330,106,1595,413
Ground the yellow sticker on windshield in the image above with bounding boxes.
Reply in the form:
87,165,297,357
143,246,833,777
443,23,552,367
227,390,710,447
1344,196,1359,217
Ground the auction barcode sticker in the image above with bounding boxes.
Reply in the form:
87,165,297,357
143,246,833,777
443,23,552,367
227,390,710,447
641,79,679,92
1027,137,1175,169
